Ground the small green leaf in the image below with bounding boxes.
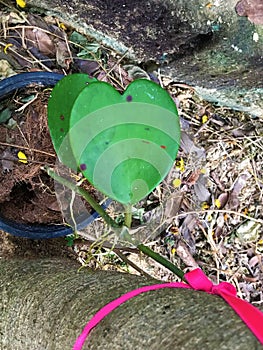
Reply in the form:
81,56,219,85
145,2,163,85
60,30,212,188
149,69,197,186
70,31,101,60
0,107,12,124
21,94,35,103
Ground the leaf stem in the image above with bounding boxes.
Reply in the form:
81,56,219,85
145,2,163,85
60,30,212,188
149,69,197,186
120,227,185,281
137,243,186,281
44,166,119,228
45,166,186,281
124,204,132,228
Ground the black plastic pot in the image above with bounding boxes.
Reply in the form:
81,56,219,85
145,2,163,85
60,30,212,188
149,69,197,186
0,72,107,239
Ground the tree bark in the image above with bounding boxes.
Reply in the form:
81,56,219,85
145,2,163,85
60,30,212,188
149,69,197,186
0,258,261,349
21,0,263,116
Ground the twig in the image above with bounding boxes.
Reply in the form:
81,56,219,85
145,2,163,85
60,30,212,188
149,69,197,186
174,209,263,225
15,93,39,112
114,248,153,278
0,141,56,157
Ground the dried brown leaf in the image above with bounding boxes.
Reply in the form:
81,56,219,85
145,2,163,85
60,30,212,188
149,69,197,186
228,172,250,210
235,0,263,25
217,192,229,209
164,193,184,219
180,214,197,254
180,131,206,159
55,39,71,69
176,240,199,269
194,174,211,202
249,255,262,268
25,28,55,56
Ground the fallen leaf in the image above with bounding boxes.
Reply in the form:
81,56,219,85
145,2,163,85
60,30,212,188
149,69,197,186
47,200,62,212
180,131,206,159
249,255,262,268
123,64,150,80
1,149,16,172
216,192,229,209
176,240,199,269
180,214,197,255
0,59,16,78
228,172,250,210
214,214,225,237
55,39,71,69
235,0,263,25
237,221,261,242
0,108,12,124
194,176,211,202
25,28,55,56
17,151,28,164
74,59,99,75
164,193,184,218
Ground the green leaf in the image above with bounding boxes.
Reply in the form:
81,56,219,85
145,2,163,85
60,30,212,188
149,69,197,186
69,79,180,204
47,74,96,168
0,107,12,124
70,31,101,60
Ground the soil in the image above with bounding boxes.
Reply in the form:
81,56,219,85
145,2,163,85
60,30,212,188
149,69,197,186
0,88,63,224
0,87,96,224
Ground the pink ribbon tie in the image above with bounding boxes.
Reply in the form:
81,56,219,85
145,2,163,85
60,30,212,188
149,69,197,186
184,268,237,295
73,268,263,349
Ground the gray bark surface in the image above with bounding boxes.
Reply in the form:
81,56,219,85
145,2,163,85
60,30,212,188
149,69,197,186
0,258,261,349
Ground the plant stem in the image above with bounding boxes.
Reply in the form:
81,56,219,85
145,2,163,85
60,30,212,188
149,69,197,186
44,166,119,228
137,243,186,281
120,227,185,281
45,166,186,281
124,204,132,228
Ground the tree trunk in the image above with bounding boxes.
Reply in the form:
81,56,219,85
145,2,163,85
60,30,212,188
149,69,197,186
23,0,262,115
0,258,261,349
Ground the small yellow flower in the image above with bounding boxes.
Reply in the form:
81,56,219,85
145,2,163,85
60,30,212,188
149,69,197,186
206,214,212,222
17,151,28,164
59,23,67,30
242,208,249,215
172,178,181,188
171,247,176,255
16,0,26,8
201,202,210,210
4,44,13,54
206,2,213,9
202,115,208,124
214,198,221,209
176,158,185,172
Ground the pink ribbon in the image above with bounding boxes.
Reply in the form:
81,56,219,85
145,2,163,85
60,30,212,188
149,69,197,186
73,268,263,349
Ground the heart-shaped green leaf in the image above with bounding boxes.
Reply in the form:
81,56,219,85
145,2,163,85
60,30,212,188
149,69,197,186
48,74,96,167
69,79,180,204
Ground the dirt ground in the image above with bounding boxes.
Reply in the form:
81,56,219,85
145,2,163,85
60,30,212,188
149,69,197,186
0,2,262,307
